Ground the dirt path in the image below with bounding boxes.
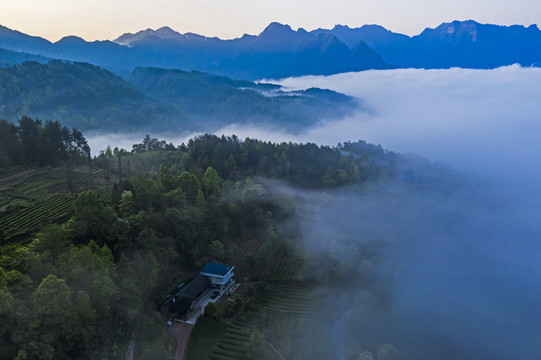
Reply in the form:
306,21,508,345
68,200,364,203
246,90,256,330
124,315,142,360
168,322,194,360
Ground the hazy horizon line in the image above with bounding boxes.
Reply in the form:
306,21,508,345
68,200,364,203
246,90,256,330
2,18,539,44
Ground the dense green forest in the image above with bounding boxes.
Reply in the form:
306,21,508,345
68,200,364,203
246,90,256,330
0,117,90,168
0,61,358,133
0,121,430,359
0,118,456,360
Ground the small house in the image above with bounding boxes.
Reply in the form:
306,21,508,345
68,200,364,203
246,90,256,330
164,274,210,317
200,262,235,290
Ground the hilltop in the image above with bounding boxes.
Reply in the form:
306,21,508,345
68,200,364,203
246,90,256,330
0,61,358,132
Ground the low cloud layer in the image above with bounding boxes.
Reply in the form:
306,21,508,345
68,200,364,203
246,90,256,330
270,66,541,359
90,65,541,186
278,177,541,359
278,66,541,182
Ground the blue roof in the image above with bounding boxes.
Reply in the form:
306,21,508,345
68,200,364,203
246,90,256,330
202,263,231,276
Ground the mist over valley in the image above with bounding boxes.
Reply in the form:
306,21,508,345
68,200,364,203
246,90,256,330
84,65,541,358
1,14,540,360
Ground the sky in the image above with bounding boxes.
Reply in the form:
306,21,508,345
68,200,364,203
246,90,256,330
1,0,540,42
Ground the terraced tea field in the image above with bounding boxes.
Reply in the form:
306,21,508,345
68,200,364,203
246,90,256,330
263,315,332,360
208,325,250,360
252,283,332,360
187,281,332,360
231,238,307,281
267,248,306,281
185,319,249,360
0,195,74,239
256,283,320,317
231,238,264,275
0,167,108,243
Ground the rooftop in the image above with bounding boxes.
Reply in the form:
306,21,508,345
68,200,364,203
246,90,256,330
201,262,232,276
174,274,210,300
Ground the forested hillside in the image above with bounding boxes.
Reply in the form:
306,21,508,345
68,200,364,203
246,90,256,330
0,117,90,168
0,126,410,359
127,67,357,131
0,61,179,131
0,61,358,133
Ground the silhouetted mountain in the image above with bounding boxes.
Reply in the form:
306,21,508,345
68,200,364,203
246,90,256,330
1,21,537,79
116,22,390,79
312,20,541,68
115,26,184,45
312,24,409,49
0,25,52,54
0,23,390,80
406,20,541,68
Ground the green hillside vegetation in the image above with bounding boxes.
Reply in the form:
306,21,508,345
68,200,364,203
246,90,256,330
0,61,179,131
0,60,359,133
127,67,358,131
0,125,438,359
0,117,90,168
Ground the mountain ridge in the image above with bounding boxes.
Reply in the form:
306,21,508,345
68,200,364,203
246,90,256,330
0,20,539,78
312,19,541,68
0,22,391,79
0,60,358,132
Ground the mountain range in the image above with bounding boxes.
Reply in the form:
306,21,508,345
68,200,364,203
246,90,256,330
0,23,390,79
312,20,541,68
1,20,539,80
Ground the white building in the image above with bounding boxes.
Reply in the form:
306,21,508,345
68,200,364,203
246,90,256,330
200,262,235,289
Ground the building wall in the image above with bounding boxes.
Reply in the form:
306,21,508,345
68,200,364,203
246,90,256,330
206,271,234,287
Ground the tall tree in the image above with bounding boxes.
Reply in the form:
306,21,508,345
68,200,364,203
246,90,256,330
179,172,202,205
202,166,222,198
18,116,40,164
70,190,116,245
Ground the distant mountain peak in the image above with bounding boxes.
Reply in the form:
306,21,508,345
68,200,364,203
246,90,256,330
260,22,294,37
114,26,182,45
154,26,182,38
360,24,391,31
266,22,292,30
256,22,311,49
155,26,174,32
56,35,86,44
436,20,479,31
418,20,485,42
332,24,351,30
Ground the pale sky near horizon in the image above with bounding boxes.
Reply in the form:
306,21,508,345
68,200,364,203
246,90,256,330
1,0,540,42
